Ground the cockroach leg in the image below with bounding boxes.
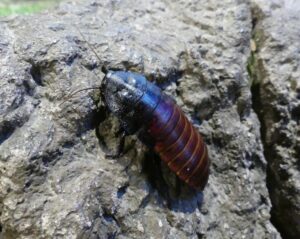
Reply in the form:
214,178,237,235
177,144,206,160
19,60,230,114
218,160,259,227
105,130,127,159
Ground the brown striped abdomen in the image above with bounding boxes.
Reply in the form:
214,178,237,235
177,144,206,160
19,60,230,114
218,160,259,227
147,95,210,190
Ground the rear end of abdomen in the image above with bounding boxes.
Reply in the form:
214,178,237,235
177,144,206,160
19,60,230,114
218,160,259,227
147,95,210,190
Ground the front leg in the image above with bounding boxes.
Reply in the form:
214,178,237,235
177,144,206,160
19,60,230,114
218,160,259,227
105,129,127,159
105,119,139,159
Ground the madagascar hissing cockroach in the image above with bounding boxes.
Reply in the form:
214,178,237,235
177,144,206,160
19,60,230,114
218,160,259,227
100,71,210,190
65,26,210,190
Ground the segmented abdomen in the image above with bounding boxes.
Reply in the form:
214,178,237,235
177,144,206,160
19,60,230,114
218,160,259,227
147,94,210,189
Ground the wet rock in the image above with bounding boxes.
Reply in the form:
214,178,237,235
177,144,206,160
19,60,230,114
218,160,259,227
0,0,283,238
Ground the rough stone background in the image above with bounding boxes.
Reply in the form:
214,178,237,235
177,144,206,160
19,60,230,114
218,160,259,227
250,0,300,238
0,0,298,238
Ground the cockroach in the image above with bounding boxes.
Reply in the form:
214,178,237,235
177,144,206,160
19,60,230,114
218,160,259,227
101,70,210,189
63,27,210,190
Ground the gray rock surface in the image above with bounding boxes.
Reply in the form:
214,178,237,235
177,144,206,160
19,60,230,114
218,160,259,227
0,0,297,238
250,0,300,238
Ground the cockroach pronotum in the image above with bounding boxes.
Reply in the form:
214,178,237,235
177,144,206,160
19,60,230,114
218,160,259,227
63,27,210,190
101,71,210,189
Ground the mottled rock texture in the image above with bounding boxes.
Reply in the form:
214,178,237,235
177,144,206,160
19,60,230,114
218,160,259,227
251,0,300,238
0,0,296,238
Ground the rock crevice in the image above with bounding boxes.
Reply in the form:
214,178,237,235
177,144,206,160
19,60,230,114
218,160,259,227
249,1,300,238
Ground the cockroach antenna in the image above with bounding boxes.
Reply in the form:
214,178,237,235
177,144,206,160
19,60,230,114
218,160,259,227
59,21,109,106
59,86,102,107
73,23,108,74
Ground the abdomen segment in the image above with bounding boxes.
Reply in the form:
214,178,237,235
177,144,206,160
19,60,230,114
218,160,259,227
147,94,210,190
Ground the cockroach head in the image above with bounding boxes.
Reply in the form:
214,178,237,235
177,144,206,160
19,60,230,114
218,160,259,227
102,71,147,117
